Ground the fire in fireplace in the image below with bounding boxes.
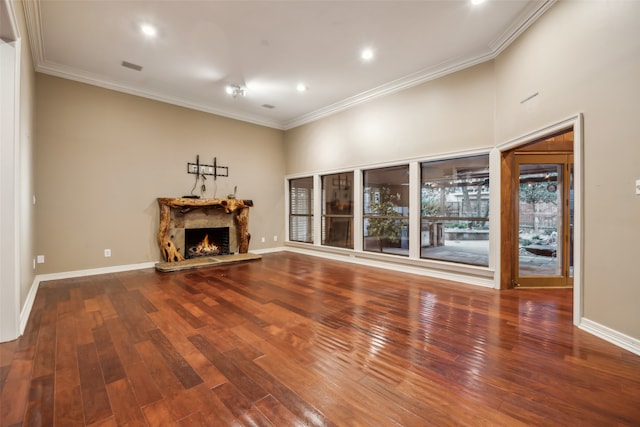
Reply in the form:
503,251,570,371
184,227,230,259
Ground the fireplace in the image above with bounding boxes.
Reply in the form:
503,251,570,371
185,227,230,259
156,198,260,272
157,198,254,265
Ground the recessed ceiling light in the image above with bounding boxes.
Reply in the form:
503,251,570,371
361,48,374,61
140,23,157,37
296,83,307,92
471,0,486,5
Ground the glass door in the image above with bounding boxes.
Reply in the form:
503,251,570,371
514,154,573,287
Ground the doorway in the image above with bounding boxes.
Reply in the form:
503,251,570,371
500,129,574,289
514,153,573,287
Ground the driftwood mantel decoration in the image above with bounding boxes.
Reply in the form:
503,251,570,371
157,197,253,262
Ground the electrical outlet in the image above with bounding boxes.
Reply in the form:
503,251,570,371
104,249,111,257
261,237,265,243
37,255,45,264
189,164,198,173
273,235,278,242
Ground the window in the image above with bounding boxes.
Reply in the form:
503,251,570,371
322,172,354,249
363,165,410,255
420,155,489,266
289,177,313,243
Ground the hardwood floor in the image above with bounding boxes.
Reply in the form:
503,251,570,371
1,252,639,426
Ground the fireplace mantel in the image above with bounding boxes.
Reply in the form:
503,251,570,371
157,197,253,263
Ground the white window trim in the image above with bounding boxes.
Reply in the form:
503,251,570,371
284,148,495,288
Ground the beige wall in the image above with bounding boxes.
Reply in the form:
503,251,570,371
36,75,285,273
284,61,495,174
494,0,640,338
283,1,640,340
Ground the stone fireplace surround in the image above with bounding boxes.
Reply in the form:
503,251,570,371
156,197,260,272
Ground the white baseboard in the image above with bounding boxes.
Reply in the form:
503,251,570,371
578,318,640,357
250,247,285,255
283,246,495,288
36,261,157,282
20,261,156,335
19,276,40,335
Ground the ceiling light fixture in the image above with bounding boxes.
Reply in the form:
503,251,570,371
140,23,157,37
225,84,246,98
471,0,486,5
361,48,374,61
296,83,307,92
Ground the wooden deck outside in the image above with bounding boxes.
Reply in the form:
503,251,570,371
1,252,639,426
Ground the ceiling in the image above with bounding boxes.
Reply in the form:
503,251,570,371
22,0,554,130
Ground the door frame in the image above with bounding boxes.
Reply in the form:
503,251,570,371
494,114,583,324
0,0,22,343
513,153,573,288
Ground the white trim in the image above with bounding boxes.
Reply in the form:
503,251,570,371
21,0,554,131
579,318,640,357
251,247,285,255
0,0,21,343
496,113,584,324
19,275,39,335
284,146,493,181
284,147,495,284
488,149,502,288
352,168,364,252
36,261,156,282
488,0,556,55
284,245,494,288
408,162,421,259
313,175,322,246
16,261,156,335
283,0,556,130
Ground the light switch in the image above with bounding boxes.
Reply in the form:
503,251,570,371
636,179,640,195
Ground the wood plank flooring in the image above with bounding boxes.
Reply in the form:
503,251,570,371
1,252,639,426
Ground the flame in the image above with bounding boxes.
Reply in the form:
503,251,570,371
195,234,219,255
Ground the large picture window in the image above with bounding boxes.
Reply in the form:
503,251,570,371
363,165,410,256
322,172,354,248
420,155,489,266
289,177,314,243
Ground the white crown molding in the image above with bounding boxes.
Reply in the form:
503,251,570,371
35,60,285,130
282,51,496,130
0,0,19,41
488,0,556,55
283,0,556,130
22,0,556,131
21,0,44,64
